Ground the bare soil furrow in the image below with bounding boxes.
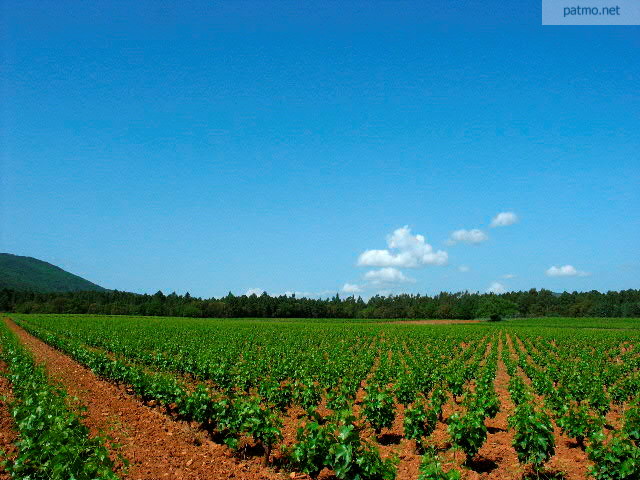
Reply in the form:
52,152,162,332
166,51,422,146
477,336,521,480
4,318,286,480
0,362,18,480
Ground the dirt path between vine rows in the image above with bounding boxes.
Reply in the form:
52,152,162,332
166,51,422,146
2,318,603,480
0,362,18,480
510,334,590,479
3,318,288,480
476,336,521,479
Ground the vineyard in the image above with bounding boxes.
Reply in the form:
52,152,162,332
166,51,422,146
0,315,639,480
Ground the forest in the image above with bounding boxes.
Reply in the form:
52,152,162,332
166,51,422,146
1,287,639,319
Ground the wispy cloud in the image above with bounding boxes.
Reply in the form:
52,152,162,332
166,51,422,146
545,265,590,277
486,281,507,294
364,267,415,285
458,265,471,272
447,228,489,245
342,283,363,293
490,211,518,227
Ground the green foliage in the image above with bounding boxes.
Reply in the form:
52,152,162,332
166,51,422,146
587,432,640,479
293,381,323,411
589,386,611,417
447,410,487,461
258,378,293,411
403,399,437,446
4,279,640,319
610,381,635,406
9,312,640,480
326,385,352,413
430,384,448,420
395,374,417,406
545,388,571,417
229,396,283,461
623,404,640,444
290,415,335,477
446,373,465,401
418,449,461,480
178,384,216,423
11,318,286,463
469,389,500,420
557,404,602,446
328,422,397,480
291,413,396,480
509,403,555,470
362,386,396,434
508,376,528,406
0,322,118,479
476,297,518,321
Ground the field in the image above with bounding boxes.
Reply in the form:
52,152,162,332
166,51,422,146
1,315,639,480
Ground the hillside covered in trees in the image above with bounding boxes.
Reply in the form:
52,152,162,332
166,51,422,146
1,287,638,319
0,253,106,293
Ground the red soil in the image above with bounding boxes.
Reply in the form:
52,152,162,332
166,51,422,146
0,363,18,480
0,319,618,480
509,334,591,480
477,338,521,480
3,318,287,480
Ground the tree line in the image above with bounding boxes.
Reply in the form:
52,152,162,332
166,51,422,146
1,288,639,319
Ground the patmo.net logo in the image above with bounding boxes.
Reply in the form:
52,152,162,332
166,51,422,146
542,0,640,24
563,5,621,17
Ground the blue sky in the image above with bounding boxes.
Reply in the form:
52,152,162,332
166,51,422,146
1,1,638,298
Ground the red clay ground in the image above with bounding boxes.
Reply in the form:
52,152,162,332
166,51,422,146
476,337,521,479
2,318,287,480
507,333,591,480
0,363,17,480
0,319,611,480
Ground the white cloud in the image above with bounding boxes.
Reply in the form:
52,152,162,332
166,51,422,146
502,273,516,279
486,282,507,294
357,250,415,268
245,288,265,296
545,265,590,277
447,229,488,245
364,267,415,285
342,283,363,294
458,265,471,272
490,212,518,227
357,226,448,268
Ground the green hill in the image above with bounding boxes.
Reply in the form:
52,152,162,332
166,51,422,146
0,253,106,292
